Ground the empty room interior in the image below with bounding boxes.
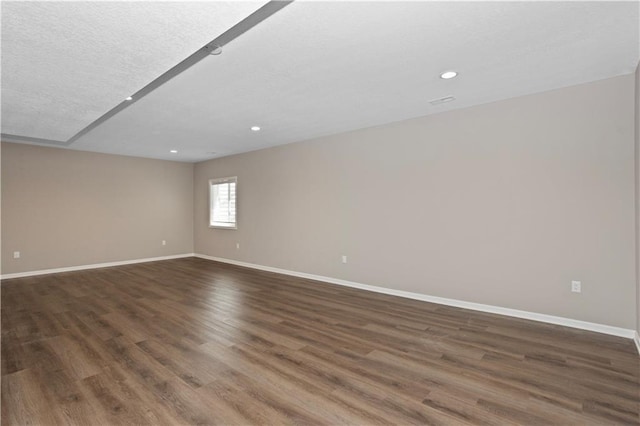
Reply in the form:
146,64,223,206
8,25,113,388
2,1,640,424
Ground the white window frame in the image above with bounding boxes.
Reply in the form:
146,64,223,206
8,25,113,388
209,176,237,229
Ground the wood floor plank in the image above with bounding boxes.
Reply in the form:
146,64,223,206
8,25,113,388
47,334,104,380
205,368,328,425
1,369,64,425
1,330,26,375
2,257,638,425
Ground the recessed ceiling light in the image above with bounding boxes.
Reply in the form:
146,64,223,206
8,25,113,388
429,96,456,105
125,96,133,101
251,126,261,132
440,71,458,79
170,150,178,154
207,44,223,56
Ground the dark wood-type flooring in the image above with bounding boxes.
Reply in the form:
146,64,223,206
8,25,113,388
2,257,639,425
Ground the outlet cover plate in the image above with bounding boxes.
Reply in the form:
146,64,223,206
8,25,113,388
571,281,581,293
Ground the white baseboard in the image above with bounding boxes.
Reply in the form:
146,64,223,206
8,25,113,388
194,253,637,341
0,253,196,280
2,252,637,349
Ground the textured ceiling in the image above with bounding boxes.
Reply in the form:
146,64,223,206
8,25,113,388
2,1,639,162
1,1,267,141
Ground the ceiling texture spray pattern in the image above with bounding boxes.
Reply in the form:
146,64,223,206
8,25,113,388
2,1,639,162
1,1,268,141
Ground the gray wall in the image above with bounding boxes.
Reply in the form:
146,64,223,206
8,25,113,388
1,143,194,274
195,74,636,329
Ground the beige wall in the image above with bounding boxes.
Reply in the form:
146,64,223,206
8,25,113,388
2,74,636,330
195,74,636,329
1,143,194,274
636,63,640,334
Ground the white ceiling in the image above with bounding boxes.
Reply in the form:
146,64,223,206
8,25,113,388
1,1,267,141
2,1,639,162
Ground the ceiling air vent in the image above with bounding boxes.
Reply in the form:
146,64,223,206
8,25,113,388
429,96,455,105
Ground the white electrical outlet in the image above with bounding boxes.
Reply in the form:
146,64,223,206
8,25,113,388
162,240,166,246
571,280,581,293
341,255,347,264
236,243,240,249
13,251,20,259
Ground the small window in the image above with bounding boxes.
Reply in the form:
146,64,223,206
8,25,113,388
209,177,237,229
